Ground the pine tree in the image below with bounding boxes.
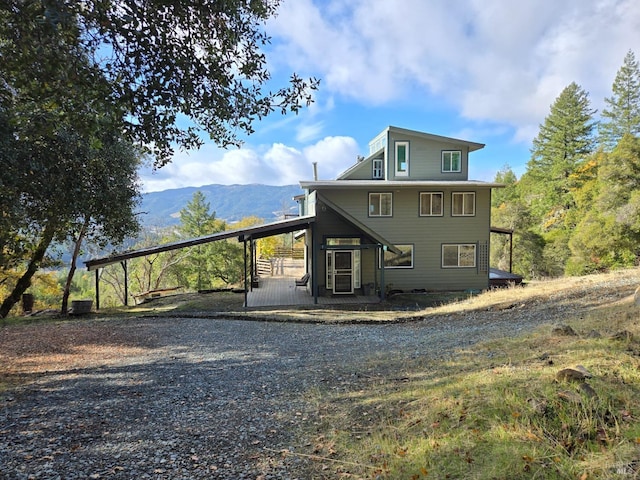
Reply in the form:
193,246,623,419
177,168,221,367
178,192,223,291
522,82,596,276
599,50,640,150
525,82,597,228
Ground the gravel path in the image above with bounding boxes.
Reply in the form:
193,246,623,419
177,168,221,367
1,274,637,479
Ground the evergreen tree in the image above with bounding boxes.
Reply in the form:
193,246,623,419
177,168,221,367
526,82,597,225
177,192,224,291
520,82,596,276
599,50,640,150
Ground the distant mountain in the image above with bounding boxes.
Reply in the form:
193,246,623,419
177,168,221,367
139,184,304,227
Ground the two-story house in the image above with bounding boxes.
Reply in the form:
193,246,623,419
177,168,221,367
297,126,503,298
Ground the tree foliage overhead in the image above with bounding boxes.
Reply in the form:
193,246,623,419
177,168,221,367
1,0,319,167
0,0,317,316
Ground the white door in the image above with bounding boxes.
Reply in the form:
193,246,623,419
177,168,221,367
332,250,353,294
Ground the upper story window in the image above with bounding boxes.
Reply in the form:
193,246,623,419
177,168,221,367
419,192,444,216
369,192,392,217
452,192,475,216
442,150,461,172
369,133,387,155
395,141,409,176
372,158,384,179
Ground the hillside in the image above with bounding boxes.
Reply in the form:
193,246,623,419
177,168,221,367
139,184,303,227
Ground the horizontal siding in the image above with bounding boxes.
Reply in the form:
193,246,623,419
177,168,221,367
317,187,492,291
387,131,469,181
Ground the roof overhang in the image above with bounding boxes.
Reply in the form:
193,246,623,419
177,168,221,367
84,215,316,271
386,126,485,152
301,180,505,189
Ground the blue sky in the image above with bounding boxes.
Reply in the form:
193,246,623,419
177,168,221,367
140,0,640,192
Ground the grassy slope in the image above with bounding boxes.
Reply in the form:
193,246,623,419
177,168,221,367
299,270,640,479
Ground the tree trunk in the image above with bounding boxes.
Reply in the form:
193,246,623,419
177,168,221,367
0,224,55,318
61,220,88,315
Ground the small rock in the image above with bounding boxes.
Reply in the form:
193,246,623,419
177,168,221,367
553,325,577,336
634,286,640,306
586,330,602,338
556,367,589,382
574,365,593,378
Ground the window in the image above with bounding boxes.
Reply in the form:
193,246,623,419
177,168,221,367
382,244,414,269
442,244,476,268
369,192,392,216
420,192,443,216
395,141,409,176
372,158,383,179
442,150,461,172
452,192,475,216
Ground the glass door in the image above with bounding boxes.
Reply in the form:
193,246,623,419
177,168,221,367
333,250,353,294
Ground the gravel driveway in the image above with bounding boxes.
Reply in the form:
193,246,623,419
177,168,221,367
1,274,636,479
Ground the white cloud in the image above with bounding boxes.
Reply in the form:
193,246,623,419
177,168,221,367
270,0,640,143
140,136,360,192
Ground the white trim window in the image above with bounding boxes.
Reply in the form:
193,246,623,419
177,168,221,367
372,158,384,179
369,192,392,216
442,244,476,268
382,244,414,269
442,150,461,172
420,192,444,216
452,192,475,216
395,141,409,176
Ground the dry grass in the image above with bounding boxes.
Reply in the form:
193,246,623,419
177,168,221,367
300,269,640,479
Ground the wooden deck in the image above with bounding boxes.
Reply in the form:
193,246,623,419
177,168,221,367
246,257,381,307
489,268,524,287
245,276,380,308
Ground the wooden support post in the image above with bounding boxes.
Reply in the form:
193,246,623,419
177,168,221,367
243,239,248,308
95,269,100,310
121,260,128,306
509,231,514,273
380,245,386,301
312,225,318,305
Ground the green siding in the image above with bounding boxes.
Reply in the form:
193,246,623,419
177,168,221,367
316,187,492,291
384,130,470,181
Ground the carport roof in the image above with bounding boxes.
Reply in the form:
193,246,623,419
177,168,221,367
84,215,316,271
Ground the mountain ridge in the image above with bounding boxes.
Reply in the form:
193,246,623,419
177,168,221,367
139,184,303,227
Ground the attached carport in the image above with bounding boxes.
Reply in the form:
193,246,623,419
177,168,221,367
84,215,316,309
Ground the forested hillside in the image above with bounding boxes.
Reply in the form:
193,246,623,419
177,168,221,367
140,184,302,227
491,50,640,279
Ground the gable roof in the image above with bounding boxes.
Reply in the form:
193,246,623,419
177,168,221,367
316,193,402,255
386,126,485,152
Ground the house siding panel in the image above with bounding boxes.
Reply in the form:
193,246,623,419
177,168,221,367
318,187,491,291
386,131,469,181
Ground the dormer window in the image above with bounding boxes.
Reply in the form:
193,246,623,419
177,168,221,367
395,141,409,176
372,158,383,179
442,150,461,172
